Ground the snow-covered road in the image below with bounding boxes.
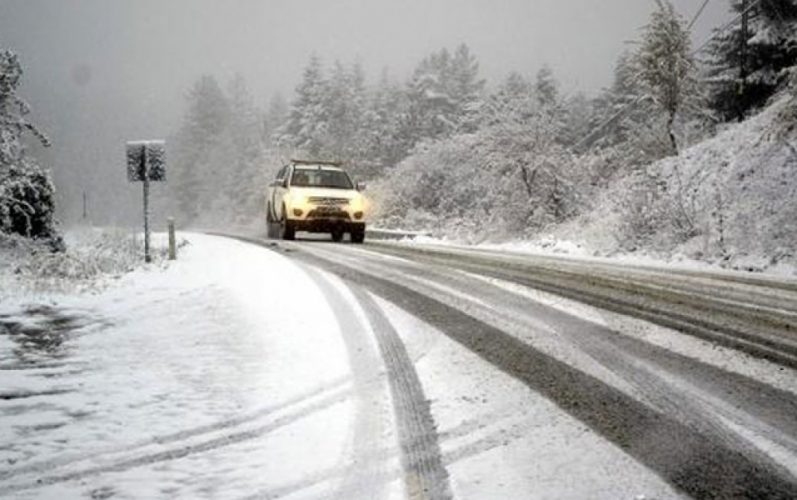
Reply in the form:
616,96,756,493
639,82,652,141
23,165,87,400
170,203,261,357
1,233,796,499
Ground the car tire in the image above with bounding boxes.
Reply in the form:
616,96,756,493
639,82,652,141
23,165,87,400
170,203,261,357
266,205,280,239
267,222,279,239
331,230,344,242
280,207,295,241
351,227,365,244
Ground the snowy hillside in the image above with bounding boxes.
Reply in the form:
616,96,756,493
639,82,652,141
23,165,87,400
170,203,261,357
549,92,797,274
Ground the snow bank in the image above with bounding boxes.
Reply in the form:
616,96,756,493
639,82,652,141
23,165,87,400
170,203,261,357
546,93,797,275
0,233,356,498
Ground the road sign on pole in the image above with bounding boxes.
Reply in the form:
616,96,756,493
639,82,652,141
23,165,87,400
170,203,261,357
126,140,166,263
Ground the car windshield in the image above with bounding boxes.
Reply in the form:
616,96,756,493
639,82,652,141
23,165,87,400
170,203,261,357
291,168,353,189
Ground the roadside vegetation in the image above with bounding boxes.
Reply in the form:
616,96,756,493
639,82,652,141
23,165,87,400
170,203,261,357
0,50,61,251
127,1,797,269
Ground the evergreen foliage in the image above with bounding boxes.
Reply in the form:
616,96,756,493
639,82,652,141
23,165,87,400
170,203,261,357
706,0,797,121
167,74,270,228
0,49,61,248
631,0,701,154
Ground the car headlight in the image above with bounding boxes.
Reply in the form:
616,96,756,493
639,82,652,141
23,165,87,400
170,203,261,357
290,193,306,207
349,194,365,211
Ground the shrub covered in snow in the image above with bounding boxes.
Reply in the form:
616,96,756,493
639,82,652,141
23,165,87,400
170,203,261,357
0,228,181,296
0,49,61,248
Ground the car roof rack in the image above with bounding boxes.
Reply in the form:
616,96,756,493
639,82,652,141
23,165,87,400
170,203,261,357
290,159,343,167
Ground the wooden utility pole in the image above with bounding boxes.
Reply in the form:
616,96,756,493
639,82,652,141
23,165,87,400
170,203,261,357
738,0,749,121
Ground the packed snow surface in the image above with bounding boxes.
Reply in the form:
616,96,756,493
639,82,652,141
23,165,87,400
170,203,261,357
0,234,367,498
4,232,793,498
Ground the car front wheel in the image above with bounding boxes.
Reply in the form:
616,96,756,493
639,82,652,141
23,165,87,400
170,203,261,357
351,227,365,244
280,207,295,241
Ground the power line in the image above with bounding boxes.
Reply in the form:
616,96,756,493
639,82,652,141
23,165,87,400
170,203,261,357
691,0,762,55
688,0,712,31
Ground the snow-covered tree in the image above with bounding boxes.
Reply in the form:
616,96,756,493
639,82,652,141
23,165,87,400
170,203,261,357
449,44,486,132
0,49,61,247
170,75,231,224
379,68,578,238
706,0,797,121
631,0,701,154
221,75,266,223
162,73,274,229
262,92,288,145
323,60,369,166
585,52,674,170
534,65,559,109
403,44,485,143
275,55,329,157
359,69,410,176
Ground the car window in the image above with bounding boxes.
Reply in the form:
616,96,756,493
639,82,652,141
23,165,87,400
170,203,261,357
291,168,353,189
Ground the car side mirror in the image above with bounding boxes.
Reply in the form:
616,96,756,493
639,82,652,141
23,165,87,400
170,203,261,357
282,178,289,188
356,181,367,192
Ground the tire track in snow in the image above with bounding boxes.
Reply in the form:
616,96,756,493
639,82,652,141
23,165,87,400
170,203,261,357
363,243,797,369
352,288,452,500
301,268,394,500
313,242,797,460
224,234,453,500
237,410,515,500
0,382,351,495
0,377,349,482
286,244,797,500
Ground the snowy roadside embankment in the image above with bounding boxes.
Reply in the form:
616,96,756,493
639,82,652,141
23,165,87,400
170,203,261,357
394,93,797,277
0,233,359,498
550,93,797,274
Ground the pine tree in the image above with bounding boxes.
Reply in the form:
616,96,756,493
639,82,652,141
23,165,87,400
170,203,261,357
449,44,486,132
631,0,700,154
580,52,674,174
0,49,61,246
402,45,485,144
404,48,456,143
275,55,329,157
324,60,368,165
171,74,230,224
534,65,559,109
362,69,410,173
706,0,797,121
223,74,265,223
263,92,288,146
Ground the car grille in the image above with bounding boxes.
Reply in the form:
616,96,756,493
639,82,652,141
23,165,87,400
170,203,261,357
307,209,350,219
309,197,349,206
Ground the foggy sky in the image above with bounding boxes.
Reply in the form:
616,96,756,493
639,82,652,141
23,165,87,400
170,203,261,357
0,0,731,224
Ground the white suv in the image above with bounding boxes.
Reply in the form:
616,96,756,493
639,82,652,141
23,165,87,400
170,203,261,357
266,160,368,243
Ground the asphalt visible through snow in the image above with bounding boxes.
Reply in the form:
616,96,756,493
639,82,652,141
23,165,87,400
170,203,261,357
237,235,797,499
3,233,796,499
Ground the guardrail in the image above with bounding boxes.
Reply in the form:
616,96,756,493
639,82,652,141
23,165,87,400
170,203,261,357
365,228,432,241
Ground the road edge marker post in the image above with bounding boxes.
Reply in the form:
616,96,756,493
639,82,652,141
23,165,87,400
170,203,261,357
168,217,176,260
126,140,166,263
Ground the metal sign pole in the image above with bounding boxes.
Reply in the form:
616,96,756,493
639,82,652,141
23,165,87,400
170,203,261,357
126,139,165,264
142,146,151,263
